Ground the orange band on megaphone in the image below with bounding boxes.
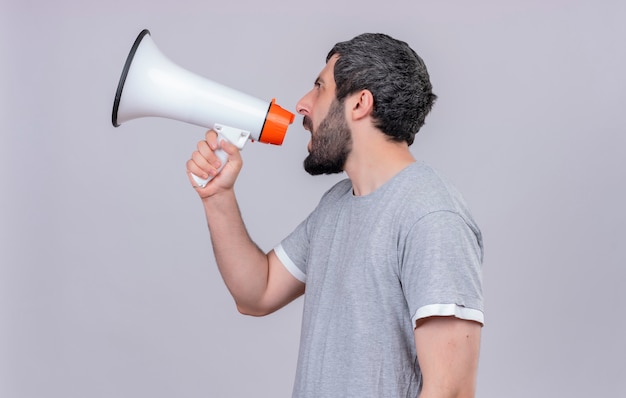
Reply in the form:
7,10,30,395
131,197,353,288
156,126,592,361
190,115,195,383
259,99,295,145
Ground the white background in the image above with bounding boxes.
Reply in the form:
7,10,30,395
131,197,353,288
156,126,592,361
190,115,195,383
1,1,625,397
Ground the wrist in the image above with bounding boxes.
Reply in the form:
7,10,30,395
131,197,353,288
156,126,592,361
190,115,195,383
200,186,236,207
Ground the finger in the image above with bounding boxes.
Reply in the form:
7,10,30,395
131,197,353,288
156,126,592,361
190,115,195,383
186,169,206,189
196,140,222,169
192,150,221,179
205,129,219,150
186,157,209,181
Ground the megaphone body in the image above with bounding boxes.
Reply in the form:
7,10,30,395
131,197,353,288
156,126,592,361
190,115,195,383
112,29,294,187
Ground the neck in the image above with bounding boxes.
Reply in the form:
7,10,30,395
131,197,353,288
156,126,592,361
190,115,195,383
344,128,415,196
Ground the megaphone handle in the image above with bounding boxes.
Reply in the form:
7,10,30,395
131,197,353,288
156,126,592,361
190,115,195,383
191,147,229,188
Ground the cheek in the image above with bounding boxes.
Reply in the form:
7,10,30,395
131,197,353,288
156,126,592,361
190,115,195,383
313,107,331,132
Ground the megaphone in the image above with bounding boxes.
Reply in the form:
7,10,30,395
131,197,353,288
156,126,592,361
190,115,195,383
112,29,295,187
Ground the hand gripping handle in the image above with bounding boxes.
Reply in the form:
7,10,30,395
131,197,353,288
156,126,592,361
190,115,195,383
191,124,251,188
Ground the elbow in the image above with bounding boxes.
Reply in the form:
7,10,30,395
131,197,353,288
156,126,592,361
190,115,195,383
235,302,274,317
420,384,476,398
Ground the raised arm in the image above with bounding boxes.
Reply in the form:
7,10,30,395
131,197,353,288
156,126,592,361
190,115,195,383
414,316,482,398
187,130,305,316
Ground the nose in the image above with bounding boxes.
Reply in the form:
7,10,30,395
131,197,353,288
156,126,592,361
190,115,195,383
296,90,313,116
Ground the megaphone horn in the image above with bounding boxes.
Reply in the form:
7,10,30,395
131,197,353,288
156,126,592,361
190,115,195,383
112,29,295,187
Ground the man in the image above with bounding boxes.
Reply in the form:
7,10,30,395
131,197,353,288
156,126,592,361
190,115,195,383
186,33,484,398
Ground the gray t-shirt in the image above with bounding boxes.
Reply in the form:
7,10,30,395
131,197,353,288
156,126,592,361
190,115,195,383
275,162,484,398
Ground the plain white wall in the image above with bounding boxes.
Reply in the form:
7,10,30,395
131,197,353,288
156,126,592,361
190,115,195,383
2,0,625,397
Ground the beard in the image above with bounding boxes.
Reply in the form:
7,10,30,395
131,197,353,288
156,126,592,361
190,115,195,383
303,99,352,175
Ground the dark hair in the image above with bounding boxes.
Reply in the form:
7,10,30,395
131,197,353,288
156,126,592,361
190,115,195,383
327,33,437,145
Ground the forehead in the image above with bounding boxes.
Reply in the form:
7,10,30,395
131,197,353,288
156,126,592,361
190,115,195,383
318,54,338,85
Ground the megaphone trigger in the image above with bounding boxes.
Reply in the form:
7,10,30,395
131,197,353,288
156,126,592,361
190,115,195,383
213,124,251,150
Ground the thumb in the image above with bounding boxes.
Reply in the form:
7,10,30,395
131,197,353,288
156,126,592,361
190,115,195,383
219,139,242,158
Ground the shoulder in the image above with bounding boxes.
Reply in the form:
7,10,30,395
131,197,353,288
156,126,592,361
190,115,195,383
390,162,481,237
392,162,464,213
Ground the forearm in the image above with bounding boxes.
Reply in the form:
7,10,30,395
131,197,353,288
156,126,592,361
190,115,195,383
202,189,270,311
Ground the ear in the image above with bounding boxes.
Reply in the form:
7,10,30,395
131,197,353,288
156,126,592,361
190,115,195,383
349,89,374,121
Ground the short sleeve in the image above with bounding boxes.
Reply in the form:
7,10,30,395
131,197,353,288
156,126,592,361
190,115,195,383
399,210,484,327
274,215,311,283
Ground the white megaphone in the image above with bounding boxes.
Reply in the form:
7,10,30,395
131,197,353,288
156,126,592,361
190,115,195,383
112,29,295,187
